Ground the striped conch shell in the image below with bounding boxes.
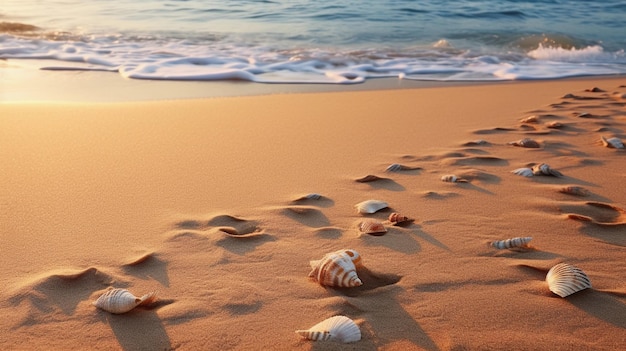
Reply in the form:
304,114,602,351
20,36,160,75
296,315,361,343
358,219,387,236
308,249,363,288
93,288,158,314
509,138,540,148
441,175,468,183
489,237,532,250
388,212,413,225
512,167,534,177
532,163,563,177
355,199,388,214
600,136,624,149
546,263,592,298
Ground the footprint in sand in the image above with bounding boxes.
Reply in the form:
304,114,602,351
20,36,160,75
562,201,626,226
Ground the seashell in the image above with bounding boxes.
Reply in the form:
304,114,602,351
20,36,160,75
520,115,539,123
308,249,363,288
93,288,158,314
489,237,532,250
355,174,386,183
441,174,468,183
558,186,590,197
462,139,490,146
388,212,413,225
293,193,323,201
545,121,563,129
531,163,563,177
512,167,534,177
296,315,361,343
358,219,387,236
385,163,421,172
576,112,593,118
508,138,540,148
355,199,388,214
585,87,604,92
546,263,592,298
600,136,624,149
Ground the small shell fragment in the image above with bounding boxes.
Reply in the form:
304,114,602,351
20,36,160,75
489,237,532,250
532,163,563,177
385,163,421,172
545,121,564,129
546,263,592,298
512,167,534,177
93,288,158,314
355,200,389,214
296,315,361,343
355,174,386,183
441,175,468,183
308,249,363,288
600,136,625,149
508,138,540,148
520,115,539,123
358,219,387,236
293,193,323,201
558,186,591,197
388,212,413,225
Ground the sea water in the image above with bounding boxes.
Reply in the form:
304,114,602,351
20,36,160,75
1,0,625,84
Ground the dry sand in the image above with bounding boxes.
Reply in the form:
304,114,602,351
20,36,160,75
1,78,625,350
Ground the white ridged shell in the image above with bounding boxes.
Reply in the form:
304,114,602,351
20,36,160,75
296,315,361,343
355,200,388,214
358,219,387,235
601,136,625,149
532,163,563,177
308,249,363,288
546,263,592,298
512,168,534,177
441,175,468,183
489,237,532,250
93,288,158,314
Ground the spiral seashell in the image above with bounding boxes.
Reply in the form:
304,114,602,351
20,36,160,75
93,288,158,314
308,249,363,288
508,138,540,148
355,199,388,214
600,136,624,149
558,186,590,197
385,163,421,172
296,315,361,343
388,212,413,225
489,237,532,250
546,263,592,298
532,163,563,177
358,219,387,236
511,167,533,177
441,175,468,183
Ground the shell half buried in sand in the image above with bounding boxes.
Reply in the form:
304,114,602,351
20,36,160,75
512,167,534,177
600,136,625,149
558,186,591,197
388,212,413,225
509,138,540,148
546,263,592,298
532,163,563,177
385,163,421,172
93,288,158,314
308,249,363,288
441,174,468,183
355,199,389,214
489,237,533,250
296,315,361,343
358,219,387,236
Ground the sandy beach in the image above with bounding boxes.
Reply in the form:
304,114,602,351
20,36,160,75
1,77,625,350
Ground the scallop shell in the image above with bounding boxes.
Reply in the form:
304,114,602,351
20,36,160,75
385,163,421,172
601,136,624,149
441,175,468,183
93,288,158,314
532,163,563,177
558,186,591,197
546,263,592,298
308,249,363,288
355,199,388,214
296,315,361,343
512,167,534,177
358,219,387,236
489,237,532,250
509,138,540,148
388,212,413,225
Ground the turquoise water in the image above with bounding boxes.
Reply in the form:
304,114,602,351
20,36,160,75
2,0,625,83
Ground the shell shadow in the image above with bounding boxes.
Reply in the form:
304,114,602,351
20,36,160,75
358,178,406,192
332,267,401,298
100,310,172,351
359,227,422,254
122,253,171,288
290,195,335,208
280,206,331,227
566,289,626,329
216,234,277,255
